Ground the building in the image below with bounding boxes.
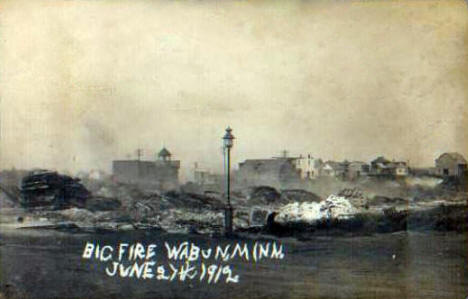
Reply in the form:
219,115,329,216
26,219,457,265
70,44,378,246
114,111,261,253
310,158,324,178
295,154,309,179
393,161,409,177
236,156,302,188
296,154,324,179
370,156,392,176
369,156,409,177
112,147,180,190
347,161,370,179
321,161,347,178
435,152,467,177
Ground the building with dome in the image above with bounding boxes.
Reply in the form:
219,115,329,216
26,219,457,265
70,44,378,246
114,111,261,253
112,147,180,190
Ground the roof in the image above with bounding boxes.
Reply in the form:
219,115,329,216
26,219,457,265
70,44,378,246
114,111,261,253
239,158,294,174
113,160,157,167
158,147,171,158
376,163,391,169
349,161,366,165
437,152,467,164
372,156,391,164
113,159,180,168
241,159,273,164
323,161,346,171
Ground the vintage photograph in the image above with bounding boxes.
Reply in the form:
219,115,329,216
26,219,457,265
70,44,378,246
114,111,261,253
0,0,467,298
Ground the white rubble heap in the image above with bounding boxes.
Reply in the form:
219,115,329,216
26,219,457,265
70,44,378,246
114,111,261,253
275,194,357,224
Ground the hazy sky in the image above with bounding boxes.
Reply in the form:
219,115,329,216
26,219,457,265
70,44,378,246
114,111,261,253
1,0,467,180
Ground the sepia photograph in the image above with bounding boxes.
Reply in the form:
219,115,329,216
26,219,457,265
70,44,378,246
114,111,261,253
0,0,467,298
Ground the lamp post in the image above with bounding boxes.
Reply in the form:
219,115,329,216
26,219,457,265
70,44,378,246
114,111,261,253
223,127,234,236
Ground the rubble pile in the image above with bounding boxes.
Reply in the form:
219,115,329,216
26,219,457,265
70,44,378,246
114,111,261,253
170,209,224,233
247,186,281,205
3,170,467,236
338,188,363,198
20,170,90,209
280,189,322,203
162,191,225,210
85,197,121,211
58,208,97,223
321,195,357,219
246,186,322,206
275,194,357,224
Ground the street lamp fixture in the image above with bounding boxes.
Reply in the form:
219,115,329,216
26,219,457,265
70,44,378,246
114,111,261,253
222,127,235,235
223,127,234,149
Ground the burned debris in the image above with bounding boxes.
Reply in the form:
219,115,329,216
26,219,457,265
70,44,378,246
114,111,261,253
0,150,466,236
20,170,90,209
338,188,363,198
